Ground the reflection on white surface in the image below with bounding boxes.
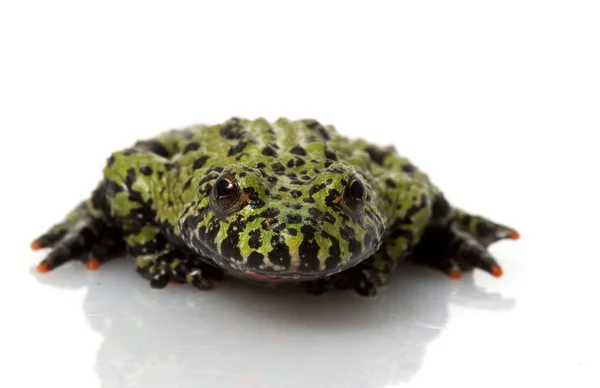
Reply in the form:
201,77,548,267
33,258,515,388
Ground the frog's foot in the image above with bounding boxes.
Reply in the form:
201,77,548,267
134,252,222,291
410,222,512,279
452,209,520,247
305,264,384,297
32,217,125,273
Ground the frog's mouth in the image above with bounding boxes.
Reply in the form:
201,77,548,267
183,208,386,284
209,243,381,284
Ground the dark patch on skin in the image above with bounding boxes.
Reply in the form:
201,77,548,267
267,176,278,186
122,148,138,156
219,120,244,140
182,177,192,191
290,190,302,199
313,168,321,174
193,156,210,170
308,208,336,224
257,168,268,178
165,162,178,171
365,146,387,165
220,220,244,262
248,229,262,249
324,188,342,208
340,225,361,255
303,197,316,204
107,155,115,167
301,175,311,181
286,214,302,224
287,228,298,236
140,166,153,176
290,145,307,156
305,120,331,141
306,136,317,143
269,235,291,268
299,225,321,271
271,162,285,174
308,183,326,197
324,149,338,161
167,200,174,207
246,251,264,269
255,162,267,169
239,172,247,178
322,230,341,270
198,173,218,188
270,143,280,150
125,168,145,204
278,186,290,192
385,179,397,188
388,227,414,246
243,187,265,208
227,140,248,156
157,171,164,180
182,141,200,154
273,223,286,234
402,164,416,173
270,194,282,200
324,160,334,168
262,146,278,157
261,218,278,230
260,208,280,218
235,153,249,161
287,157,306,168
209,166,224,174
135,140,171,158
284,202,303,210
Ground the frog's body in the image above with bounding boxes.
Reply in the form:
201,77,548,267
32,117,518,296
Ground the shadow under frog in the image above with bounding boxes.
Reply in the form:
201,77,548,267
34,258,515,388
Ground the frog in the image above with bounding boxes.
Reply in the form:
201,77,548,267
31,117,519,296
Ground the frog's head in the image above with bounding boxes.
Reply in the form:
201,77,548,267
178,162,386,282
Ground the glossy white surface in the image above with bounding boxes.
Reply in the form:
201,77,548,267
1,1,599,387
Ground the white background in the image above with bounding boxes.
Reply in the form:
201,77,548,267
1,1,599,387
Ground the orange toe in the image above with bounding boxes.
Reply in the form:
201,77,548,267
491,265,503,277
36,263,50,273
86,259,100,270
509,230,520,240
31,241,44,251
449,268,463,279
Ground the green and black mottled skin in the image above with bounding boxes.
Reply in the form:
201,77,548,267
32,117,519,296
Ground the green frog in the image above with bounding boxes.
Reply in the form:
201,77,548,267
31,117,519,296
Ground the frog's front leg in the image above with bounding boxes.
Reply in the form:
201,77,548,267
408,198,520,278
32,196,127,272
127,229,217,290
103,150,219,291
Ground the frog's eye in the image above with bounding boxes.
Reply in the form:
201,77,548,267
347,179,366,201
214,177,235,197
210,174,246,219
342,179,367,215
